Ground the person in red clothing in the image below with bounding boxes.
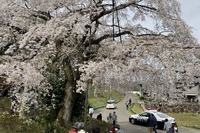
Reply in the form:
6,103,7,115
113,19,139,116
108,124,116,133
68,122,79,133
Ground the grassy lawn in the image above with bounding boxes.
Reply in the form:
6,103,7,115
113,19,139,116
129,103,144,114
88,90,123,109
167,113,200,130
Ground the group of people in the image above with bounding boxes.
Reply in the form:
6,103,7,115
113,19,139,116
107,112,117,125
85,101,179,133
107,112,124,133
147,114,178,133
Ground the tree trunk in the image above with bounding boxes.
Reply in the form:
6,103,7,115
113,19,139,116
56,61,77,127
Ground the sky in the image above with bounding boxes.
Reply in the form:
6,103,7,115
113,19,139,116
178,0,200,44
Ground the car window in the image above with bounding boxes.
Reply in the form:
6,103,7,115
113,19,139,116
140,112,149,117
156,112,170,118
107,101,115,104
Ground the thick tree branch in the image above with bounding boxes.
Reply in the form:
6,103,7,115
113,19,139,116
83,31,133,46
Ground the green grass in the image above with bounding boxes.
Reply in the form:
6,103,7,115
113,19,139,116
88,90,123,109
129,103,144,114
167,113,200,130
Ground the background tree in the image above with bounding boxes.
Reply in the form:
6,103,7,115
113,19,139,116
0,0,198,127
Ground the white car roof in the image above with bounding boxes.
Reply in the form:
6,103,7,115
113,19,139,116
107,100,115,102
145,110,174,119
145,110,157,113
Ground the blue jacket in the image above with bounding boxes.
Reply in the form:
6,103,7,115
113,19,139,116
147,115,157,127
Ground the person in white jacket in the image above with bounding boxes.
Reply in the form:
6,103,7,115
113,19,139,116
88,107,94,117
164,119,171,133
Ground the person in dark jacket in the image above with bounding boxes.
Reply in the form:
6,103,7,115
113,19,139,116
96,112,102,121
147,114,157,133
151,114,158,133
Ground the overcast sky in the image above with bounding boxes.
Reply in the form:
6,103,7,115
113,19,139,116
178,0,200,43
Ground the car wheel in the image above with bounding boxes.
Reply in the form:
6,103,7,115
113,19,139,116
130,118,136,124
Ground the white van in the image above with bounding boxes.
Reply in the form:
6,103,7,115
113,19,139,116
106,100,116,109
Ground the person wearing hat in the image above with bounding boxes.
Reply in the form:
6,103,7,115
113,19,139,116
77,122,86,133
68,122,79,133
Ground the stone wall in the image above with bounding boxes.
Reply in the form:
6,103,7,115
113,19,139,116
145,102,200,114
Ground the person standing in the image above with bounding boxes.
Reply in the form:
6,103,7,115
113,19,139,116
164,119,171,133
112,111,117,125
152,114,158,133
107,113,113,124
126,101,129,110
147,114,157,133
88,106,94,117
96,112,102,121
129,98,132,106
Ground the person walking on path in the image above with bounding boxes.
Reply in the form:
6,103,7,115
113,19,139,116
129,98,132,106
112,111,117,125
126,101,129,110
147,114,157,133
107,113,113,124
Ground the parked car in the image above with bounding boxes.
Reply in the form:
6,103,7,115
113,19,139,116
129,109,176,129
106,100,116,109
